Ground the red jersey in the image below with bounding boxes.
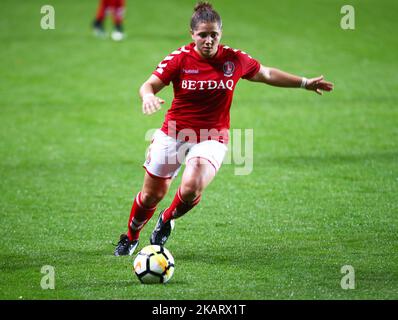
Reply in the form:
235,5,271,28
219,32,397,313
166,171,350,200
152,42,261,144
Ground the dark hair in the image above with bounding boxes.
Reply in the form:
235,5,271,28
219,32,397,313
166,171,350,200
190,2,222,31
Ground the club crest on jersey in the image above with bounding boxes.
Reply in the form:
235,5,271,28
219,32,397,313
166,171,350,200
223,61,235,77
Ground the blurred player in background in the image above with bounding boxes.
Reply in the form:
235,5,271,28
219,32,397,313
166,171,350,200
92,0,126,41
114,2,334,255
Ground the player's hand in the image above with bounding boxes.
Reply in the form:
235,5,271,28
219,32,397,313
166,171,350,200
142,93,165,115
305,76,334,95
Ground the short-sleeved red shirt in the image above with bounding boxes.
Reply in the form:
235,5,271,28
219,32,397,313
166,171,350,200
153,42,261,144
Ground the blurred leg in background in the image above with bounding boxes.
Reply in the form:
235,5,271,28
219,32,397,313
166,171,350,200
93,0,109,37
111,0,126,41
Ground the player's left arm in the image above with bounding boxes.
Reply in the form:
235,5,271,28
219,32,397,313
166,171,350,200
249,65,334,95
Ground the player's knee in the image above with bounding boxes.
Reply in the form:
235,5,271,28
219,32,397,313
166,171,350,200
180,179,203,202
181,158,213,201
140,190,165,208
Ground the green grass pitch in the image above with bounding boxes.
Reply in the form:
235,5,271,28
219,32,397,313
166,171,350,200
1,0,397,299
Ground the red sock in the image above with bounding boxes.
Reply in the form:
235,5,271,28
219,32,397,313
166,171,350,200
95,0,109,21
127,192,157,241
112,0,125,25
162,187,201,223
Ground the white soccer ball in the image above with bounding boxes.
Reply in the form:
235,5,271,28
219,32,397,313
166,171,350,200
133,245,175,284
111,31,124,41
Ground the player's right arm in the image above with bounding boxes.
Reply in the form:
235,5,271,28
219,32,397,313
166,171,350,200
139,75,166,115
140,45,184,115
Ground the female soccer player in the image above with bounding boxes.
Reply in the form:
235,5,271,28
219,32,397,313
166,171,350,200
114,2,333,255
